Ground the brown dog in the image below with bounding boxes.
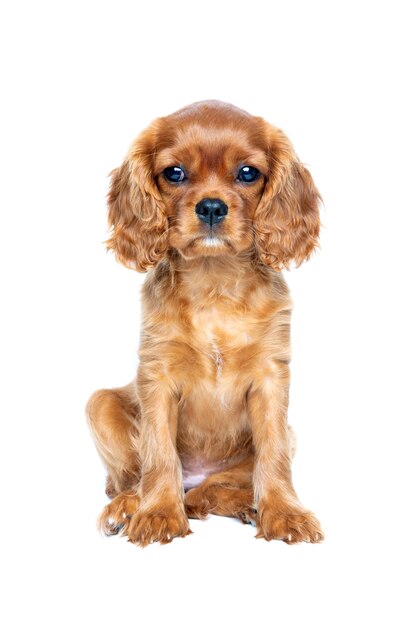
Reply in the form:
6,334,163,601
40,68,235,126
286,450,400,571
87,100,324,547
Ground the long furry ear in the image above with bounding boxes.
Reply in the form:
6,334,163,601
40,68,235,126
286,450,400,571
254,125,321,270
106,126,168,272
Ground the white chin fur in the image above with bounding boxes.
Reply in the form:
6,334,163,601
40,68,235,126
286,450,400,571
202,236,222,247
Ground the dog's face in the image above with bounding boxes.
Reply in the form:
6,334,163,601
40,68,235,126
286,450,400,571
107,101,321,271
154,105,268,260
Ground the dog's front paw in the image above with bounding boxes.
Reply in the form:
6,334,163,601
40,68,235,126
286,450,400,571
127,504,192,547
97,491,140,536
256,501,324,544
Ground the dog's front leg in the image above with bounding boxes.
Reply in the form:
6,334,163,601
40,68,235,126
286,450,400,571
247,361,323,543
127,373,191,547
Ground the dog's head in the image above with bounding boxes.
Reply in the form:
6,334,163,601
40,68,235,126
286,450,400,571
107,100,321,271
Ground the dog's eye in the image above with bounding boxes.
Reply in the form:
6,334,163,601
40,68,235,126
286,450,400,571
237,165,260,183
163,166,187,183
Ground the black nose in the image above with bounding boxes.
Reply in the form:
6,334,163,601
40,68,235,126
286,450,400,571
195,198,228,225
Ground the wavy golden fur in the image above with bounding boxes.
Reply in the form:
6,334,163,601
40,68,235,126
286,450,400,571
87,100,323,546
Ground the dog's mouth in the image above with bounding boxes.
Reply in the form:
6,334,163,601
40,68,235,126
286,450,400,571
176,232,237,259
200,234,224,247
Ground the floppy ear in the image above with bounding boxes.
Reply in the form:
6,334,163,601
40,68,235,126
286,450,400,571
106,126,169,272
254,125,321,270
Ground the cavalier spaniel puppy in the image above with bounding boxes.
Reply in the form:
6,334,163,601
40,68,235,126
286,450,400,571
87,100,324,547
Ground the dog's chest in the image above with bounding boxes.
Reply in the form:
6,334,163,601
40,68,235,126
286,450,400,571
174,290,276,444
178,305,254,442
191,306,251,379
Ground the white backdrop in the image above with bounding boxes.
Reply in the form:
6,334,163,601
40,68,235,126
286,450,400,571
1,1,416,624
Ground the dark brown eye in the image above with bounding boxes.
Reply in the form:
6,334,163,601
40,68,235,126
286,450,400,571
163,166,187,183
237,165,260,183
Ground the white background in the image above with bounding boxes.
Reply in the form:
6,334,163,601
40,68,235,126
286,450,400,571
1,1,416,624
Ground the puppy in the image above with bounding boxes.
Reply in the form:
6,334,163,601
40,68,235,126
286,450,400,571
87,100,324,547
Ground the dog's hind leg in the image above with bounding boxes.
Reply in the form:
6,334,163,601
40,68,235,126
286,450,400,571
86,382,141,497
184,456,257,523
86,382,143,535
184,427,296,524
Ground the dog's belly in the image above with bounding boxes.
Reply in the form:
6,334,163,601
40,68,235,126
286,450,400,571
177,379,252,491
181,455,231,490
